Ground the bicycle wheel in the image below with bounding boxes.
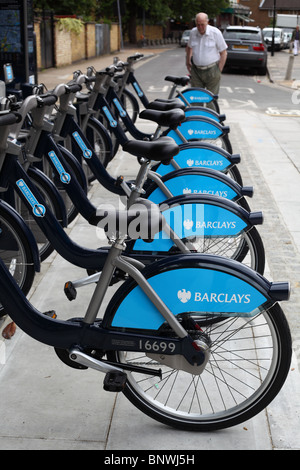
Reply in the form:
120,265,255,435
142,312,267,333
181,226,265,274
188,134,232,154
226,165,243,187
120,88,140,125
108,302,291,431
0,205,35,317
85,118,113,179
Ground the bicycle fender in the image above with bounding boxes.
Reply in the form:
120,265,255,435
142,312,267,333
130,194,262,252
178,87,217,104
0,199,40,272
153,142,240,177
145,167,252,204
184,107,226,122
107,254,289,330
165,116,229,145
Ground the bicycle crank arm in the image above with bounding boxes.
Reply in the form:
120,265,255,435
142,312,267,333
69,348,161,377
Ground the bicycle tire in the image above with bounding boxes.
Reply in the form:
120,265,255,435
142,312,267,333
85,118,113,179
188,134,232,154
172,225,264,274
120,88,140,125
107,302,291,431
0,205,35,317
227,165,243,187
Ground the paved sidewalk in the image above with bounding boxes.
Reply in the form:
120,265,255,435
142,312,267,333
267,48,300,88
37,45,176,91
0,45,300,450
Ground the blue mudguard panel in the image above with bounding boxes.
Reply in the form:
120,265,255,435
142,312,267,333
184,108,220,121
148,174,237,204
111,266,267,329
167,118,224,144
155,146,232,176
179,88,214,104
132,200,247,252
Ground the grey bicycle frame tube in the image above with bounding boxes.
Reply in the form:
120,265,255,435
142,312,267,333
114,255,188,338
127,160,191,254
82,237,188,339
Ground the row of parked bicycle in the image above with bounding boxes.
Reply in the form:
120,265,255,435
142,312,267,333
0,53,292,432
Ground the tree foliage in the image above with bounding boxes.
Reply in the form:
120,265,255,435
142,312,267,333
33,0,97,18
33,0,230,41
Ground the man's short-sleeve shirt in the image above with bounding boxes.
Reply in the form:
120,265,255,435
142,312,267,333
188,25,227,66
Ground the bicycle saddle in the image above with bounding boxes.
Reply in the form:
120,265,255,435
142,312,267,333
93,198,165,241
122,136,179,164
164,75,190,86
146,98,186,112
139,108,185,129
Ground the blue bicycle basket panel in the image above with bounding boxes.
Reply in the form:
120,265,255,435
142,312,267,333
111,267,267,329
155,147,232,177
167,121,223,145
179,89,213,104
148,175,237,204
132,202,247,252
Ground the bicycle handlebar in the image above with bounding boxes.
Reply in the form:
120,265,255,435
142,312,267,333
65,83,82,94
36,94,57,108
0,111,22,127
127,53,144,61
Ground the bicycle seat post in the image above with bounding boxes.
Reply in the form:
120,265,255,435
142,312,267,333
127,157,149,206
167,82,178,100
83,233,127,325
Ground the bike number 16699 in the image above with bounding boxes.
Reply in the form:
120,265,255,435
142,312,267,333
139,340,176,353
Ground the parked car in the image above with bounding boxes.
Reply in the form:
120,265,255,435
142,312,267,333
180,30,191,47
223,26,268,75
283,31,292,49
262,28,284,51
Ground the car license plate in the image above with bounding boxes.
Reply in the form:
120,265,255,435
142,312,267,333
233,45,249,50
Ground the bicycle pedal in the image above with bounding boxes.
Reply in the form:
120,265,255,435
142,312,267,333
103,371,127,392
43,310,57,319
64,281,77,301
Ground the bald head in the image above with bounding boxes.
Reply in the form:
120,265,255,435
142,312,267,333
195,12,208,35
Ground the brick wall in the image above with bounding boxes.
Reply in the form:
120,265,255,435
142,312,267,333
136,24,163,40
34,20,163,70
86,23,96,58
55,23,72,67
34,20,121,69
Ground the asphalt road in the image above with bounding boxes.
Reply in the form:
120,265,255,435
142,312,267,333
133,47,300,114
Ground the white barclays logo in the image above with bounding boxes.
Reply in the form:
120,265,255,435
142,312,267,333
177,289,192,303
186,158,225,167
183,219,194,230
187,128,217,136
189,95,210,102
177,289,251,304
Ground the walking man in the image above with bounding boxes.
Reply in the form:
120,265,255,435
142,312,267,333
186,12,227,97
292,25,299,56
